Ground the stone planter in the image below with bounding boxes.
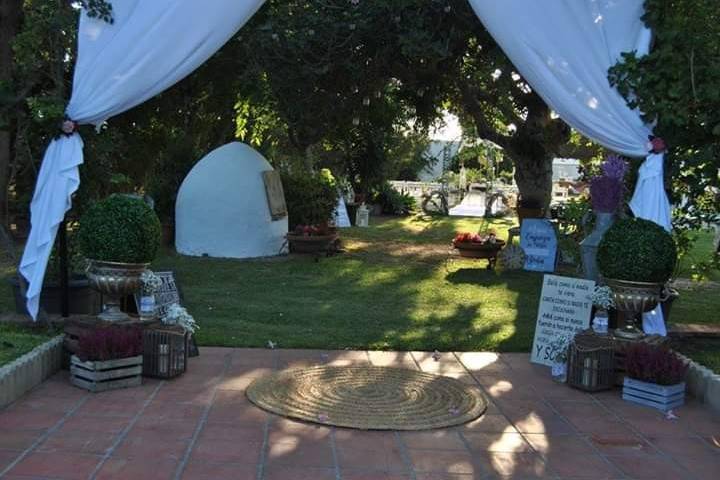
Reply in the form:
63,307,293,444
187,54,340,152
580,212,615,282
86,260,149,322
622,377,685,412
605,278,664,339
287,233,338,254
9,275,100,316
0,336,64,409
70,355,143,392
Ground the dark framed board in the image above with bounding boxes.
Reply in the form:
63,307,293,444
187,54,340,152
262,170,288,220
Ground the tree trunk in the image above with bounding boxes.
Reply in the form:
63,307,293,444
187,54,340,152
511,153,554,211
0,0,23,228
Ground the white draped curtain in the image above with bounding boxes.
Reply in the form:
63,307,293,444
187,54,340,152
468,0,672,335
20,0,264,319
22,0,671,333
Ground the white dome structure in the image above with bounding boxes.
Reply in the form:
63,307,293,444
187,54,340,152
175,142,288,258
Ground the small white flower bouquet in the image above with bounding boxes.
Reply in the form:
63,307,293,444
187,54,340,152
140,270,163,295
591,285,615,310
162,303,199,334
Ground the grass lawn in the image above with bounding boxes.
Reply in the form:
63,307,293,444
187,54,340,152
0,323,56,367
1,215,718,367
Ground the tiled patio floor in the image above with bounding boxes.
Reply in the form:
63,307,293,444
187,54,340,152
0,348,718,479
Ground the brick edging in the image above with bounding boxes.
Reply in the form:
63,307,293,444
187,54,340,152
0,335,64,409
676,352,720,415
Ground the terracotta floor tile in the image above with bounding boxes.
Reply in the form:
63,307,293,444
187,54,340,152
266,439,334,468
408,449,479,475
672,453,720,480
131,415,198,437
511,414,574,435
336,432,406,472
543,453,620,479
197,423,264,444
463,432,533,453
402,430,466,450
414,474,476,480
460,414,516,433
0,409,64,430
623,415,694,437
263,465,337,480
367,351,418,368
7,451,101,480
268,418,331,443
568,416,635,435
180,460,257,480
37,431,117,455
476,451,548,478
647,435,720,457
95,457,178,480
0,429,43,451
206,403,268,425
114,432,190,461
588,432,654,456
10,395,81,413
522,434,595,456
343,471,411,480
58,414,131,435
606,454,690,479
0,449,22,471
190,437,263,464
74,398,148,418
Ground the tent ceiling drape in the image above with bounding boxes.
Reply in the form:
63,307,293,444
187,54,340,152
20,0,671,321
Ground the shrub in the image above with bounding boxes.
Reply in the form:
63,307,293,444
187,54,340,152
76,326,143,362
78,195,161,263
624,343,688,386
372,182,416,215
597,217,677,282
281,169,340,229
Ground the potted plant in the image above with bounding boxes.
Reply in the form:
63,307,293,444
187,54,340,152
548,335,571,383
590,285,614,334
597,218,677,338
78,195,162,321
70,325,143,392
282,169,341,253
581,155,628,281
622,343,688,411
452,230,506,269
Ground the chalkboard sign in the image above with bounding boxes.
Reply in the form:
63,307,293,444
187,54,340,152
520,219,558,272
531,274,595,366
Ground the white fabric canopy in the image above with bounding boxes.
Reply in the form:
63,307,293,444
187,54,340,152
469,0,671,334
20,0,264,319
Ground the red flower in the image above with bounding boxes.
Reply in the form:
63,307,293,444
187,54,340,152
648,136,666,154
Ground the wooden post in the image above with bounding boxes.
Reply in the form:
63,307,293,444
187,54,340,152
58,218,69,318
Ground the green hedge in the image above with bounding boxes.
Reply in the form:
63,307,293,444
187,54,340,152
78,195,161,263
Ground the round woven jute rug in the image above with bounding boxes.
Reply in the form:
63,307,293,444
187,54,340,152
245,365,488,430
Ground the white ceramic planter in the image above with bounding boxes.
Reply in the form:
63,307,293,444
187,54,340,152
622,377,685,411
70,355,142,392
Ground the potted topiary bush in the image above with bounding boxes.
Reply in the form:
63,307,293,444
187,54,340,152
622,343,688,411
71,325,144,392
282,169,340,254
78,195,162,321
597,218,677,338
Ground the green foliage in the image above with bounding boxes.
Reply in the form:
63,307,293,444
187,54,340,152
372,182,416,216
609,0,720,229
281,169,340,229
597,218,678,282
78,195,161,263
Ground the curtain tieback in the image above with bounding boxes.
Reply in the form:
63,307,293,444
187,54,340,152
60,117,79,137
